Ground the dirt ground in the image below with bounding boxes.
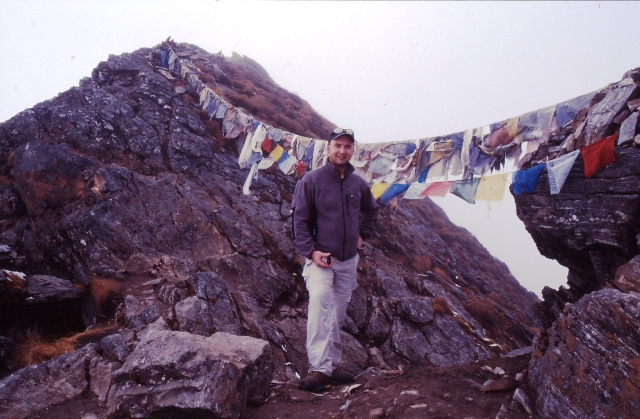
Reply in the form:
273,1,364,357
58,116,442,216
29,354,533,419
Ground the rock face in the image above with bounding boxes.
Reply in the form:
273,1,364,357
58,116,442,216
107,330,273,419
0,40,543,416
0,344,99,419
513,72,640,323
528,289,640,419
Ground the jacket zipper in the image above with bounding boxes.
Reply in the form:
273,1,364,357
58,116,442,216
340,179,346,260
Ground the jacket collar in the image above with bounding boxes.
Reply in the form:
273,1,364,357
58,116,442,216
324,161,355,180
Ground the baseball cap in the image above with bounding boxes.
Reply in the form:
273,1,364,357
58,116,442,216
328,128,355,142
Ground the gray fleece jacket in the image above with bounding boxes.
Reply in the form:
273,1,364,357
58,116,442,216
292,162,379,261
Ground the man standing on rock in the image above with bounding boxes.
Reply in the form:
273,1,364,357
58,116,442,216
292,128,379,392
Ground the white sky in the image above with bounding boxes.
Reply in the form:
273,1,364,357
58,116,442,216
2,1,640,296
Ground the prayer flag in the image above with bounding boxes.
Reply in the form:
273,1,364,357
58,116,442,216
269,144,284,162
450,178,481,204
403,182,429,200
582,134,616,179
261,135,275,155
421,181,454,197
512,164,545,195
371,182,390,200
379,183,410,204
547,150,579,194
474,174,508,202
277,153,296,175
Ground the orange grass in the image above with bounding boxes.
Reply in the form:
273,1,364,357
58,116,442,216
432,297,452,316
14,326,114,368
91,277,122,309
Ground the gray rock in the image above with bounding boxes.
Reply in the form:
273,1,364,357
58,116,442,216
138,316,171,342
390,320,430,365
513,388,533,415
585,84,638,145
23,274,84,304
100,333,129,362
0,344,99,419
528,289,640,419
347,286,367,329
503,346,533,358
618,111,639,146
89,357,120,402
366,308,390,340
138,303,160,325
400,297,434,324
122,294,141,322
108,331,273,419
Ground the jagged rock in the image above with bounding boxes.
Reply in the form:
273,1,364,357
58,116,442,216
0,42,542,398
503,346,533,358
514,147,640,321
0,344,99,419
513,388,533,415
528,289,640,419
108,330,273,419
23,274,84,304
366,307,391,340
347,286,367,329
617,111,639,145
391,320,430,365
584,84,639,145
100,333,129,363
421,315,490,367
613,254,640,293
89,356,120,402
399,297,434,324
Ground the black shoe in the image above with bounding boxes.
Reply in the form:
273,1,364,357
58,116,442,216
299,371,331,392
330,367,355,384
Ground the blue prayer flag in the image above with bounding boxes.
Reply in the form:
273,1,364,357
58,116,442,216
379,183,411,204
512,164,545,195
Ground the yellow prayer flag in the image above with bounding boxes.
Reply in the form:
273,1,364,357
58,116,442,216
371,182,390,200
269,145,284,162
505,117,519,139
474,174,508,202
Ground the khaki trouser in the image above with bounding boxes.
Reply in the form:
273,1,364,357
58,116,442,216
302,254,359,375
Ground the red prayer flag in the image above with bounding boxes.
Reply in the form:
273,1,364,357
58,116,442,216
582,134,616,179
261,134,274,155
420,181,454,197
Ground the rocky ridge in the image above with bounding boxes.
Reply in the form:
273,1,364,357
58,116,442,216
0,40,540,418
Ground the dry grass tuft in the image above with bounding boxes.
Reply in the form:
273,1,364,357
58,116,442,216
432,297,452,316
91,277,122,308
411,255,432,272
14,326,115,369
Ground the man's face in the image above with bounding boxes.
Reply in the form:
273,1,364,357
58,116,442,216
327,135,354,167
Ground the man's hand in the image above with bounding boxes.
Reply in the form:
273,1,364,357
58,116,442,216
311,250,333,268
358,236,364,249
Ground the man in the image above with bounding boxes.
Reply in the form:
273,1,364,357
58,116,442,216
292,127,379,392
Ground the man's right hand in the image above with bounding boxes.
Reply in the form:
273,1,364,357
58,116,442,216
311,250,333,268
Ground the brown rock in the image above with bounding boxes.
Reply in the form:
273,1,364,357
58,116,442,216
613,255,640,293
627,97,640,111
528,289,640,419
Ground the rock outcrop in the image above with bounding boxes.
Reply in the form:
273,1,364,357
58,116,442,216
0,40,542,416
528,289,640,419
512,72,640,323
0,344,99,419
108,331,273,419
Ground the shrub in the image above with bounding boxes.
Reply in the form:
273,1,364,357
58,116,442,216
432,297,452,316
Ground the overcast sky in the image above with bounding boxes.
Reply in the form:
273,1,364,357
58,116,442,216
2,1,639,296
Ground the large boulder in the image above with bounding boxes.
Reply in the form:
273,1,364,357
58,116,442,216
0,344,99,419
528,289,640,419
107,330,273,419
